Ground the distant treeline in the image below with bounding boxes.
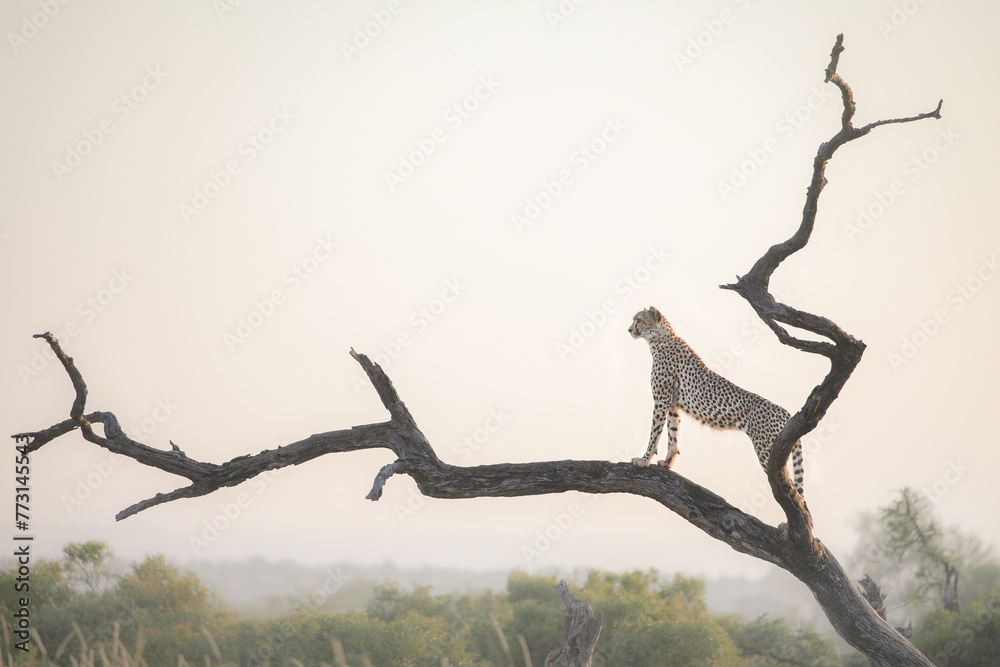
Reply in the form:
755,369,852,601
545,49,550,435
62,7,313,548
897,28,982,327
1,541,997,666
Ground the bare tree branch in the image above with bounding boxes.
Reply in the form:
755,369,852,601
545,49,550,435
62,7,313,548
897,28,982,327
16,336,397,520
14,334,787,565
720,33,941,549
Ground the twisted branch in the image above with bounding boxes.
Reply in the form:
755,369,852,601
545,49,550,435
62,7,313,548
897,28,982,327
721,33,941,549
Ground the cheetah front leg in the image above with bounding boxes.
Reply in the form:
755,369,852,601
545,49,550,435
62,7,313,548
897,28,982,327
632,400,679,467
657,408,680,468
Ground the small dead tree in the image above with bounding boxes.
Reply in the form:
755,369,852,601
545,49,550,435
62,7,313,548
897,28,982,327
860,575,913,667
15,35,942,666
545,581,603,667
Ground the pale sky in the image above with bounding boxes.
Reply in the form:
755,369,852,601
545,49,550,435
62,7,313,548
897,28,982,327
3,1,998,584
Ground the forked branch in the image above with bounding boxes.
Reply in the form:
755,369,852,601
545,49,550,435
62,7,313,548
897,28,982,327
721,34,941,548
17,332,789,568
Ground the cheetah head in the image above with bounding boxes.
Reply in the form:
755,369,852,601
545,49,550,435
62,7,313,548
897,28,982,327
629,306,667,339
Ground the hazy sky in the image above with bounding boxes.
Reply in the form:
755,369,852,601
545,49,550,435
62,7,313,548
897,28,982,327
3,1,998,584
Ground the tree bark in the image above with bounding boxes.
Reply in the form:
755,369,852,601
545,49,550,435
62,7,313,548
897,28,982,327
14,34,942,667
545,581,603,667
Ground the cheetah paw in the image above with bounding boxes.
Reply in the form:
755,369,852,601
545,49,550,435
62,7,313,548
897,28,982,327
658,452,678,468
631,457,650,467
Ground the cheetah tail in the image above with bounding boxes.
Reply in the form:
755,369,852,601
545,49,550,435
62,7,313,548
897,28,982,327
792,440,805,497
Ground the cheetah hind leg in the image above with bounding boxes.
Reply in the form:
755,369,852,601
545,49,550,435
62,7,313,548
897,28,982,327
754,435,806,498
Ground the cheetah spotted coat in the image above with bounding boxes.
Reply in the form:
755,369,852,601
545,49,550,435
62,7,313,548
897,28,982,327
629,306,805,496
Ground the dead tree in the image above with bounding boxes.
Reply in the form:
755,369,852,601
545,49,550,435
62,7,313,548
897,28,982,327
15,35,942,666
545,581,603,667
860,575,914,667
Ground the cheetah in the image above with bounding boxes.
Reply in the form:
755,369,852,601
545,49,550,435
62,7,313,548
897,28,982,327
628,306,804,496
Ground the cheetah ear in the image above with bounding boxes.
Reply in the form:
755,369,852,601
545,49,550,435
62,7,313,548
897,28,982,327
647,306,663,320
